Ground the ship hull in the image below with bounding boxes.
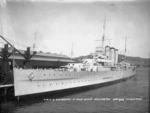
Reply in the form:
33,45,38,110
13,68,136,96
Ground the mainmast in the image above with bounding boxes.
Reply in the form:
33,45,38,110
124,37,127,61
33,31,37,51
95,16,107,53
102,15,106,48
71,42,74,59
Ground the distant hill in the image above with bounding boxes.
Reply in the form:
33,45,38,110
118,54,150,67
74,54,150,67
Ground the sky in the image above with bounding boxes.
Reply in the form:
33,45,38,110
0,0,150,58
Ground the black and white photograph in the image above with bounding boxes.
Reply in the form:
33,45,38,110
0,0,149,113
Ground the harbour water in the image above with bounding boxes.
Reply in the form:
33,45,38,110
0,68,149,113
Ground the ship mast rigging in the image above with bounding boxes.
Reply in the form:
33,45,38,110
71,42,74,59
33,31,37,51
124,37,127,62
102,15,106,48
95,15,110,53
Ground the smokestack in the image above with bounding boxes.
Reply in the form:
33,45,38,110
105,46,110,59
110,47,115,66
115,49,118,64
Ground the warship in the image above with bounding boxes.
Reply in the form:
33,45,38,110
13,21,136,97
13,48,136,97
0,19,136,97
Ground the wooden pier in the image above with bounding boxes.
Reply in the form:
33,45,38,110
0,84,14,88
0,84,14,96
